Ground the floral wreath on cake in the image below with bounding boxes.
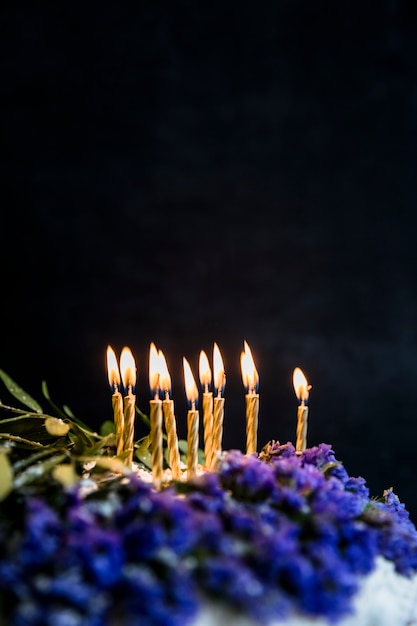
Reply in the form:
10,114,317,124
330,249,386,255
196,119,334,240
0,368,416,626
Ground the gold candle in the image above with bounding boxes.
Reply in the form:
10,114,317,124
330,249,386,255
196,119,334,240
211,342,225,469
293,367,311,452
159,349,181,481
199,350,213,468
240,341,259,455
120,346,137,469
106,345,124,456
183,357,199,479
149,343,164,486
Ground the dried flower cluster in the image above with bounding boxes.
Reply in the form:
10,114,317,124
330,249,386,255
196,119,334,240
0,441,416,626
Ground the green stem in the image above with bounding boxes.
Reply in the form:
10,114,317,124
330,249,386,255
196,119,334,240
0,433,45,447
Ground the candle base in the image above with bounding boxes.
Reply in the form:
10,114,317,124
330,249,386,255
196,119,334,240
245,394,259,455
187,408,199,479
211,396,225,470
150,399,163,487
123,394,136,469
202,392,214,468
162,399,181,481
112,392,125,456
295,405,308,452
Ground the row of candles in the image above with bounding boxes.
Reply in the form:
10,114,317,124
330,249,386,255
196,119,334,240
106,341,311,485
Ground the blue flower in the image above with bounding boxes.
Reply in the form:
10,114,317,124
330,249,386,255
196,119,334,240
66,505,124,588
1,440,417,626
20,499,62,567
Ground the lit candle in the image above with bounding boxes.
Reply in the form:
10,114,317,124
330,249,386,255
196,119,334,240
293,367,311,452
240,341,259,455
159,349,181,480
199,350,213,468
120,346,136,469
183,357,199,479
106,345,125,456
211,342,226,469
149,342,164,486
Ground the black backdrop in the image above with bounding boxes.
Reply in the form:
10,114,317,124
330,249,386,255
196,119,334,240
2,2,417,519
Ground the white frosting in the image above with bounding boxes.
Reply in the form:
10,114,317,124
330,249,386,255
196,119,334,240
191,557,417,626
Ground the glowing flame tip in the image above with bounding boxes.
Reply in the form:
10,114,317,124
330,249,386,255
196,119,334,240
240,341,258,392
120,346,136,390
183,357,199,405
199,350,212,387
106,345,121,388
293,367,310,403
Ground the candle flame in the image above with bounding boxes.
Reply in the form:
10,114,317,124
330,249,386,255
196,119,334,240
213,342,225,393
159,349,171,395
120,346,136,390
149,342,161,394
183,357,198,405
199,350,212,387
240,340,259,392
293,367,310,404
106,345,121,388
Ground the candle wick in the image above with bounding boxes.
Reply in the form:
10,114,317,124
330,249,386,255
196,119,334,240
154,389,159,401
164,390,170,401
113,382,118,393
217,374,225,398
204,383,209,394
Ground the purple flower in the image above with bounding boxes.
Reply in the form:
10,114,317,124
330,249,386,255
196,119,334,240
66,504,124,588
1,440,416,626
20,499,62,567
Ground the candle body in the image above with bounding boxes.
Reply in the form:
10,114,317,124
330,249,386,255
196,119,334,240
162,399,181,480
202,392,213,468
211,396,225,469
150,399,164,486
187,408,199,479
296,405,309,452
123,393,136,469
245,394,259,455
112,392,125,456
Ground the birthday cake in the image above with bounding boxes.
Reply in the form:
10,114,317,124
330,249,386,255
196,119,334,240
0,346,417,626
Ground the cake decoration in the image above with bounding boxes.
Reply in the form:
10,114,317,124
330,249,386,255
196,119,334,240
0,343,416,626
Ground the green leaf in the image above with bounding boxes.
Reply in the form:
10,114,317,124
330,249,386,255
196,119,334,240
62,405,75,418
198,448,205,465
0,433,45,449
84,432,115,456
321,461,342,474
0,452,13,501
45,417,71,437
100,420,115,436
0,370,43,413
178,439,188,453
135,435,152,469
66,420,98,448
135,407,151,429
91,457,129,474
12,447,64,473
52,463,78,487
13,453,68,489
135,434,151,456
41,381,92,432
0,415,56,442
178,439,188,463
136,448,152,469
41,381,67,419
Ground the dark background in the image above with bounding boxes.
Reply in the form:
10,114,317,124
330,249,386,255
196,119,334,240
1,3,417,518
